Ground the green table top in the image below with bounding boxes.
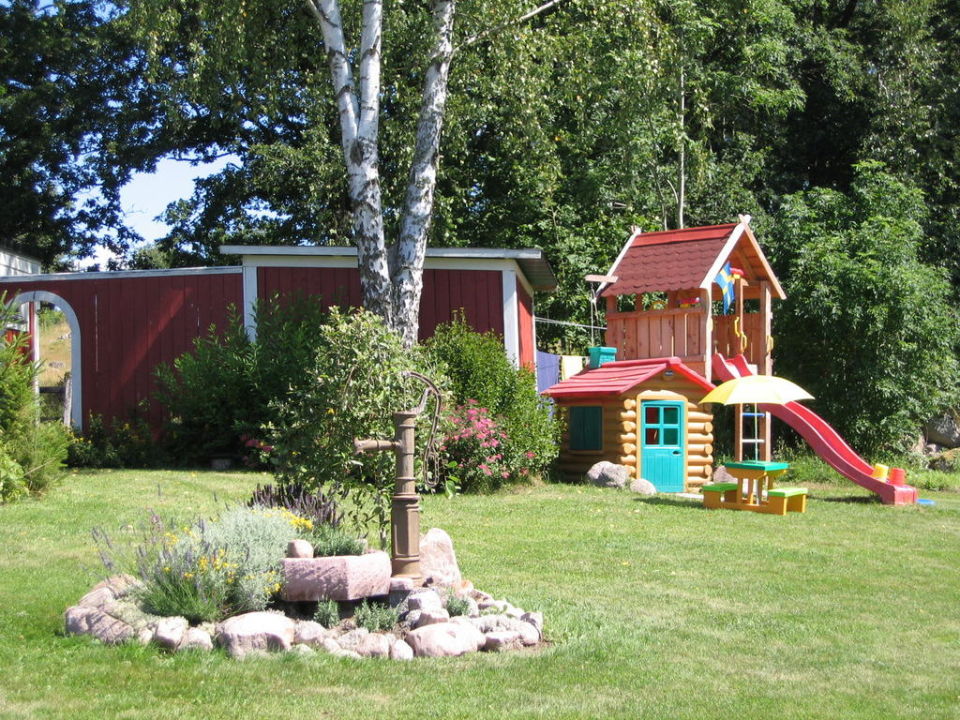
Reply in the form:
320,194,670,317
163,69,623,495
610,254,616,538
724,461,790,471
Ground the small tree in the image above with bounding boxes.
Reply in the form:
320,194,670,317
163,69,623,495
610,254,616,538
769,162,960,453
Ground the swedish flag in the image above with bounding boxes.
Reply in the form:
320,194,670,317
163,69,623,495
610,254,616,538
715,262,735,314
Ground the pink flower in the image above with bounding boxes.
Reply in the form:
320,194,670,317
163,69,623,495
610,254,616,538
479,464,492,476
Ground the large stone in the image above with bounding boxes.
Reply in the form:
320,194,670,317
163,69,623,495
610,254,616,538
630,477,657,496
469,614,540,646
64,605,135,645
483,630,522,652
280,551,391,602
926,413,960,448
586,461,631,489
153,616,189,651
287,539,314,559
409,608,450,629
355,633,392,658
389,638,414,661
179,626,214,652
419,528,462,588
406,588,443,613
216,611,297,659
336,627,370,651
78,574,139,608
405,621,484,658
294,620,333,647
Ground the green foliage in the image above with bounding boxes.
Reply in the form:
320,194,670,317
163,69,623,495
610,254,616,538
309,524,365,558
354,599,399,633
424,319,558,488
154,295,329,464
769,163,960,453
266,308,439,545
0,296,70,501
67,413,160,469
313,599,340,629
444,594,471,618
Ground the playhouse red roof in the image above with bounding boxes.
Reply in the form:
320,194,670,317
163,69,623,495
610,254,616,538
599,224,736,297
597,220,785,300
542,357,714,400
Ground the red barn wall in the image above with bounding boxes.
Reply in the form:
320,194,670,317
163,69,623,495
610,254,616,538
258,266,504,340
2,270,242,430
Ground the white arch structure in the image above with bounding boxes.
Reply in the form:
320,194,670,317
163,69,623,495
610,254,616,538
7,290,83,429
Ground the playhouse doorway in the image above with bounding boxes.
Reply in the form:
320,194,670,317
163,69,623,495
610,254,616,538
641,401,685,492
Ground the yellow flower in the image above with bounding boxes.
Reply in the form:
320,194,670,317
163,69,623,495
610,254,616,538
326,408,335,415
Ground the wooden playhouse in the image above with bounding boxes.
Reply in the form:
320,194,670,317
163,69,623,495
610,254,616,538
542,357,715,491
544,216,786,491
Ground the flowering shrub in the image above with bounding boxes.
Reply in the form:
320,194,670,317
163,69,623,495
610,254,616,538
96,504,314,623
441,401,530,493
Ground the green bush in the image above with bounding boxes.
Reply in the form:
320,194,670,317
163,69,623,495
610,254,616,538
266,308,441,545
67,412,161,469
153,294,331,465
354,599,399,632
310,524,365,557
425,319,558,489
0,296,70,501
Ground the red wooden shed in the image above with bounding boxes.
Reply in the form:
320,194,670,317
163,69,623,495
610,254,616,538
0,247,555,431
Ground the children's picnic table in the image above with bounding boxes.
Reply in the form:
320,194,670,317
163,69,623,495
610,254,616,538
701,461,807,515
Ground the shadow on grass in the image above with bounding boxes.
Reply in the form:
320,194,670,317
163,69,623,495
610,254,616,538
814,494,882,504
632,496,708,510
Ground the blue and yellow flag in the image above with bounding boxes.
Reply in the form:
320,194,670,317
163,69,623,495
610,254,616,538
715,262,735,314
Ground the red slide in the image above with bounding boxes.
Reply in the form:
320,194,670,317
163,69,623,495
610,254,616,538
712,354,918,505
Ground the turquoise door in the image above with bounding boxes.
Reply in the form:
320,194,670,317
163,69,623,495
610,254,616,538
641,401,685,492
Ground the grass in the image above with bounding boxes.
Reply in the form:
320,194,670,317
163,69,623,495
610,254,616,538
1,466,959,719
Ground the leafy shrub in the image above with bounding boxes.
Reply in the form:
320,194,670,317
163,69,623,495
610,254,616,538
314,599,340,628
0,296,70,501
67,412,161,469
442,401,515,493
267,308,441,545
354,599,399,632
153,294,330,465
769,163,960,453
154,310,258,463
425,319,558,488
310,524,365,557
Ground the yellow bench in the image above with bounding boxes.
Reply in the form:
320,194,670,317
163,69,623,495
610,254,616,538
766,487,808,515
701,482,739,509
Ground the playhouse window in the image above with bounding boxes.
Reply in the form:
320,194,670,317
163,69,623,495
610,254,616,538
569,406,603,451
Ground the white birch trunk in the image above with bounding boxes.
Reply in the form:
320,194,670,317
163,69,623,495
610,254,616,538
311,0,393,324
391,0,456,347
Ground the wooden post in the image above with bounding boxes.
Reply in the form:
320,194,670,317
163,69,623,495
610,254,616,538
700,287,712,384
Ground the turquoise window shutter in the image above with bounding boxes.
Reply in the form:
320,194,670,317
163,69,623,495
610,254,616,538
569,406,603,451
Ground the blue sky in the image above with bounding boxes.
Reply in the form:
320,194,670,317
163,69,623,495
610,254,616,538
82,155,234,268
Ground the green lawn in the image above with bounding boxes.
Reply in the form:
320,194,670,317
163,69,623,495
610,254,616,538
1,468,958,719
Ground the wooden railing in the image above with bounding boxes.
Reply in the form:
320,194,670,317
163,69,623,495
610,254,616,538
713,313,766,367
606,309,769,369
605,308,705,363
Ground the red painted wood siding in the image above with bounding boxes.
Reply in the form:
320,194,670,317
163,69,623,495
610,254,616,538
258,266,504,340
3,271,242,430
517,282,534,370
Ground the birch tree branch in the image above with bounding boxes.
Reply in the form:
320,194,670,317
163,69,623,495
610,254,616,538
357,0,382,142
308,0,359,146
392,0,456,345
456,0,565,54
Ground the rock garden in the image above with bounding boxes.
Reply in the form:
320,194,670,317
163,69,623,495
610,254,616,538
66,505,544,660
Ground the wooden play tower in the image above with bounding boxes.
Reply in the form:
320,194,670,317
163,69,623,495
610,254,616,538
596,215,785,461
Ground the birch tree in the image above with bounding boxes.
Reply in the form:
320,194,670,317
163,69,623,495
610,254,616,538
304,0,454,344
